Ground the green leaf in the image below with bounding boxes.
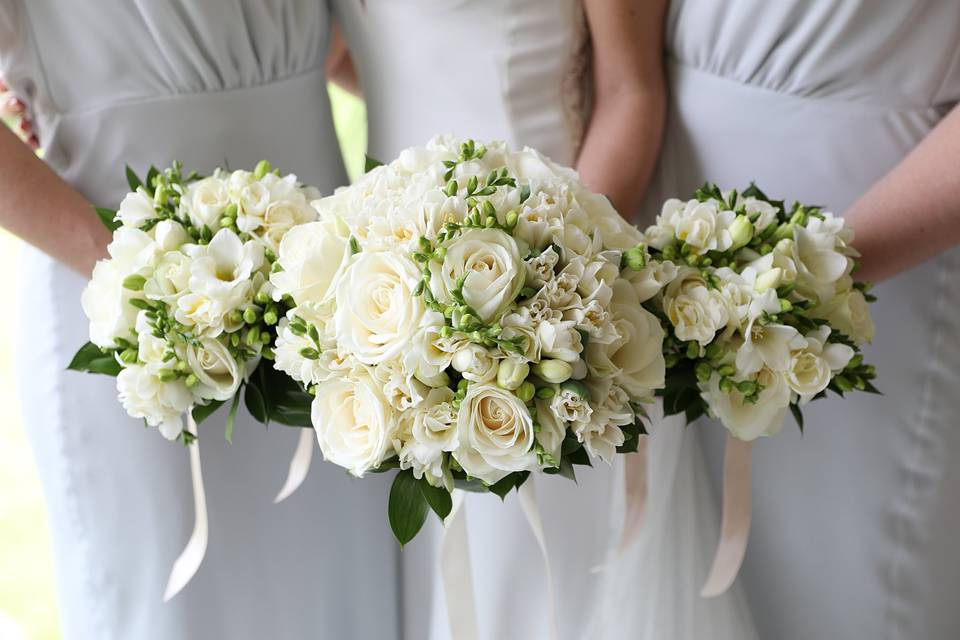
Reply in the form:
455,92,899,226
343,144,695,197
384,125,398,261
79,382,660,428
224,390,243,443
67,342,121,376
244,379,267,424
419,479,453,520
487,471,530,500
192,399,225,425
545,458,576,482
94,207,121,232
244,362,314,428
567,446,592,466
388,470,429,545
364,155,384,173
145,165,160,190
125,165,143,192
789,403,804,434
519,184,531,204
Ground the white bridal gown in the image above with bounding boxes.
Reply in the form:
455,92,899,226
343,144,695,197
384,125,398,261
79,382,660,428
333,1,755,638
0,2,398,638
654,2,960,639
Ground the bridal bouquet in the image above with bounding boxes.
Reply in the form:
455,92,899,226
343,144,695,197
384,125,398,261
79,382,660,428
271,137,667,542
642,184,878,439
70,161,317,441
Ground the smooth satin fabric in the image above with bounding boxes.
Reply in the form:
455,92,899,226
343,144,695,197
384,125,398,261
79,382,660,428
333,2,754,638
1,2,399,638
654,2,960,638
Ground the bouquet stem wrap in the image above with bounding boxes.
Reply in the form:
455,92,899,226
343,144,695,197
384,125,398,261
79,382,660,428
274,428,316,503
163,411,208,601
617,440,650,553
701,435,753,598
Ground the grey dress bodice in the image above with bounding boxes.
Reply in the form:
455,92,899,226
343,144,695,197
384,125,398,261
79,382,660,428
655,2,960,639
1,2,398,639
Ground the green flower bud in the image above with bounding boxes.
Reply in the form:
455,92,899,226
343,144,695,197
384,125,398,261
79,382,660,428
484,216,497,228
728,214,754,249
467,175,478,193
243,307,259,325
532,359,573,384
440,325,453,338
230,333,240,347
245,326,260,346
664,353,681,369
299,347,320,360
705,342,723,361
444,179,458,197
228,310,244,325
516,381,536,403
219,216,235,228
779,298,793,313
497,359,530,391
789,209,808,226
718,365,736,377
719,377,735,393
505,210,519,230
661,244,678,261
772,222,795,243
119,348,138,364
435,246,447,260
482,200,496,217
459,313,479,330
834,376,853,393
157,369,179,383
223,203,238,219
183,374,198,388
736,380,758,396
535,386,556,399
624,244,648,271
263,309,279,326
686,341,700,359
695,361,713,383
253,160,272,180
560,379,590,399
122,274,147,291
260,331,272,345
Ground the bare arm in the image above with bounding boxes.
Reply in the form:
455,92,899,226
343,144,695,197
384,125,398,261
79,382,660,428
326,22,361,97
843,105,960,282
576,0,667,220
0,125,109,275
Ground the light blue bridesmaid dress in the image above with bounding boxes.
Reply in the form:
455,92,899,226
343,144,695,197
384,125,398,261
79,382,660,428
0,2,399,638
653,2,960,638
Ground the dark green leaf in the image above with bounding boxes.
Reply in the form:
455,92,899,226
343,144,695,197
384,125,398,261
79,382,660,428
389,470,429,545
94,207,121,232
364,155,384,173
125,165,143,192
369,457,402,473
67,342,121,376
545,458,576,482
192,399,225,425
145,165,160,190
224,390,242,443
789,403,804,434
419,479,453,520
519,184,532,204
560,435,582,457
567,446,592,466
244,379,267,424
244,362,314,427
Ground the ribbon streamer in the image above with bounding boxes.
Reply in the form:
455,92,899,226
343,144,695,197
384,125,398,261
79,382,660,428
617,437,649,553
274,428,315,503
700,434,753,598
163,412,208,601
441,491,479,640
517,479,559,640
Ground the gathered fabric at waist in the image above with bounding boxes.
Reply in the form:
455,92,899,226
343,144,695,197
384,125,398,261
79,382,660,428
40,68,346,207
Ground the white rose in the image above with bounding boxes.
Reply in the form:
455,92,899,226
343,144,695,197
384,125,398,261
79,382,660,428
185,338,244,402
258,197,316,252
144,250,191,303
587,280,665,398
786,326,855,403
431,228,525,322
81,260,140,348
312,372,394,477
117,191,155,228
810,288,875,345
271,219,351,306
184,176,231,231
537,315,583,363
116,365,193,440
663,269,729,347
702,369,791,441
334,251,426,365
674,200,735,255
454,383,537,483
451,344,500,383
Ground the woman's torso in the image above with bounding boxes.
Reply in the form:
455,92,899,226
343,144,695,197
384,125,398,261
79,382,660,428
659,2,960,638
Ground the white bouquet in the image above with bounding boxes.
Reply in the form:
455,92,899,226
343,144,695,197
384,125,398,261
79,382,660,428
642,183,878,439
271,137,668,542
70,161,317,441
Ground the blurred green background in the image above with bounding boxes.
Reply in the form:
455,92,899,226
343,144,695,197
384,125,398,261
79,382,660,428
0,85,366,640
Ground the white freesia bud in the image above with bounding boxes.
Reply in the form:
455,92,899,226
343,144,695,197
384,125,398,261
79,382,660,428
496,358,530,390
532,359,573,384
312,373,394,477
754,267,784,293
185,338,243,402
454,383,537,484
153,220,190,252
451,344,499,383
117,191,156,228
431,228,525,322
728,214,754,249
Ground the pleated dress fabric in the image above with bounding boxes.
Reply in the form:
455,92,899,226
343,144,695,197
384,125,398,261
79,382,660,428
1,2,399,638
650,2,960,639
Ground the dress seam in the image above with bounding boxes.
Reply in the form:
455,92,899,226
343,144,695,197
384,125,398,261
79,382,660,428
668,56,944,115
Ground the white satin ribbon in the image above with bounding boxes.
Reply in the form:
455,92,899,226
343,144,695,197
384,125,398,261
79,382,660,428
274,428,315,503
617,437,649,553
517,479,559,640
700,434,753,598
163,411,208,601
441,491,479,640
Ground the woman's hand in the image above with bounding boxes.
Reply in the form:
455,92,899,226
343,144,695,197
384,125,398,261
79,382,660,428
576,0,667,220
0,80,39,149
0,125,110,276
843,105,960,282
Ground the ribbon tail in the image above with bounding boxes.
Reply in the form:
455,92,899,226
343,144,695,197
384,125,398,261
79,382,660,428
517,478,559,640
163,412,209,601
274,428,315,503
441,491,478,640
617,437,649,553
700,434,753,598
